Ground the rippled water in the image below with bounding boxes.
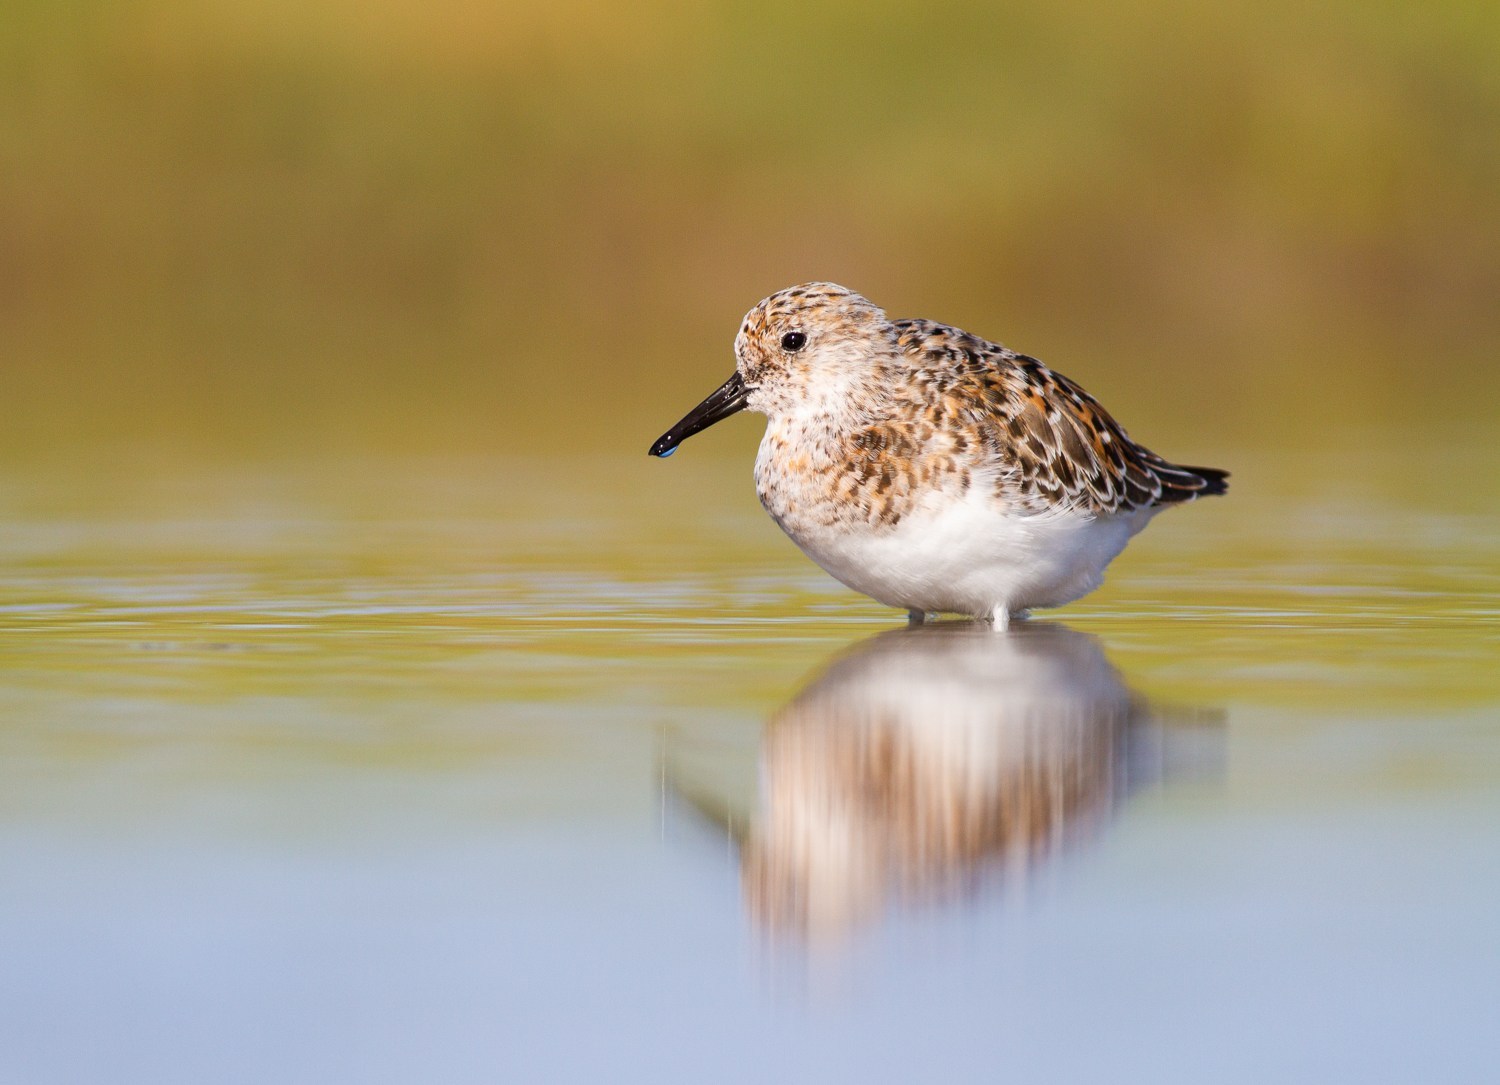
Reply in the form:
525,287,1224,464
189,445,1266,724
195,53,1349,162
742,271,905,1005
2,449,1497,1082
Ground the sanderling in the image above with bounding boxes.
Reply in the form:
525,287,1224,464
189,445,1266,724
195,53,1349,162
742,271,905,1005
649,282,1227,625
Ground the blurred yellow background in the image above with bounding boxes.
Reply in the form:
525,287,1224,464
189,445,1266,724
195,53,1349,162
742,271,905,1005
4,0,1497,466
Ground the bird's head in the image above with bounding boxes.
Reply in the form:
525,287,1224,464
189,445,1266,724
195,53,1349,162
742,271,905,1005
649,283,895,458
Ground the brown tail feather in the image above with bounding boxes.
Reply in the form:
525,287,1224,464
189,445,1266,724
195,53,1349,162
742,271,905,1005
1154,462,1229,504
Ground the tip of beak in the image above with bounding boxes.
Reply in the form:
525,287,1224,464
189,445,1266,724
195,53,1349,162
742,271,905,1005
649,371,748,458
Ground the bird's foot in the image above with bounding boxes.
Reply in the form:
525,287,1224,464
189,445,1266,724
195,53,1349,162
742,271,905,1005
987,606,1029,629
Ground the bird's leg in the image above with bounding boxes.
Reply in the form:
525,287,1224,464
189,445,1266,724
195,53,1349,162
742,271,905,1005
988,605,1011,630
906,609,930,626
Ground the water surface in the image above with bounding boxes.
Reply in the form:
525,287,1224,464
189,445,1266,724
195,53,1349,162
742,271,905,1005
1,448,1497,1082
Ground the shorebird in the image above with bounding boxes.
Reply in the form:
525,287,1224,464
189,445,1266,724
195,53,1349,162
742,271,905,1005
649,283,1227,625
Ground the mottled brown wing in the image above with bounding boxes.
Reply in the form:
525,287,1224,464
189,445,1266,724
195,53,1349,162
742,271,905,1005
894,320,1228,515
993,360,1222,512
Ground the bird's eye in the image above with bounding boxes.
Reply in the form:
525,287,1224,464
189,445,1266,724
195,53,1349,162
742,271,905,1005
780,331,806,352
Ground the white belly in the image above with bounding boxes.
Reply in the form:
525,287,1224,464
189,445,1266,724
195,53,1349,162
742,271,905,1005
779,486,1157,620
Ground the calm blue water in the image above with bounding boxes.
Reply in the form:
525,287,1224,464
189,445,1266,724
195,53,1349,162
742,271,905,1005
0,454,1497,1083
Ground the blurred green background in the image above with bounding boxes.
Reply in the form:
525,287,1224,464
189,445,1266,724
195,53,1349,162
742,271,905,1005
3,0,1497,466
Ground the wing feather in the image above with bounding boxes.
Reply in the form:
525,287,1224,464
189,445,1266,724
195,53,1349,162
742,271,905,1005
892,320,1228,514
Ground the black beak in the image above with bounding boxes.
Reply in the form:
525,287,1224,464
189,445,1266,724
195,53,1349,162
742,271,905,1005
648,372,749,457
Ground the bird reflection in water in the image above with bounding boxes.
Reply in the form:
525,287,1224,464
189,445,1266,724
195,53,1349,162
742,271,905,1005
680,621,1221,943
